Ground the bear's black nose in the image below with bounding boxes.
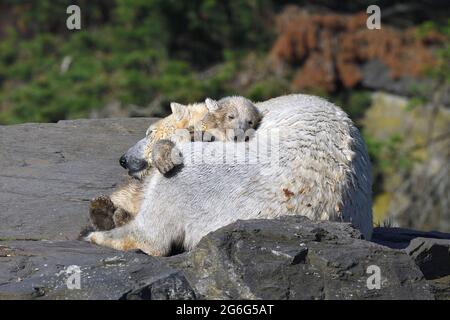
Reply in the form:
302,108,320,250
119,155,127,169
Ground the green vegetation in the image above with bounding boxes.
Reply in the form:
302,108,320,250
0,0,274,124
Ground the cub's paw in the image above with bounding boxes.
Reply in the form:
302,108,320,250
152,139,183,175
113,208,134,228
89,195,116,231
84,231,103,245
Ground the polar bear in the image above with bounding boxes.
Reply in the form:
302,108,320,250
89,96,261,229
86,94,373,255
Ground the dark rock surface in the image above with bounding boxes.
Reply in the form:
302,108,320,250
0,240,195,300
405,238,450,280
372,227,450,249
429,276,450,300
0,118,156,241
168,216,434,300
0,119,449,300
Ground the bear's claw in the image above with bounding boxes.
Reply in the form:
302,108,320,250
89,195,116,231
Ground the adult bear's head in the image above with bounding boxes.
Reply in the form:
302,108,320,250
119,136,149,179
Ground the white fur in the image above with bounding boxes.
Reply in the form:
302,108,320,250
205,98,220,112
88,94,373,255
170,102,187,121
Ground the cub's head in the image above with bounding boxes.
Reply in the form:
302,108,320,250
202,96,261,141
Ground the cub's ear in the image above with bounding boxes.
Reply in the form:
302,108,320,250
170,102,188,121
205,98,220,112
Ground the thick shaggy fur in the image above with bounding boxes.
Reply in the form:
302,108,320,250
87,94,373,255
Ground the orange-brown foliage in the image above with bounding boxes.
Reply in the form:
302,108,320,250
270,6,442,92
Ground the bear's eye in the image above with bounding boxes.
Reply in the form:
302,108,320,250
228,115,235,120
248,121,253,126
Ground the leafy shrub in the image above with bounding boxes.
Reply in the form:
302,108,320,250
0,0,274,124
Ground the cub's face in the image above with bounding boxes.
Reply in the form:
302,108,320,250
203,97,261,141
214,103,260,131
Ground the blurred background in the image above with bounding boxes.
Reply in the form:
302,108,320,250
0,0,448,232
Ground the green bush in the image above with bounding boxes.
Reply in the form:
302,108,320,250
0,0,274,124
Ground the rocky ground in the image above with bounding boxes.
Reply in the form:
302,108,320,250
0,119,449,300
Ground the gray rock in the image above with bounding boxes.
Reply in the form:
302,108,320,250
169,216,434,300
0,240,195,300
0,118,157,241
405,238,450,280
361,60,450,106
429,276,450,300
1,119,448,300
0,118,198,300
372,227,450,249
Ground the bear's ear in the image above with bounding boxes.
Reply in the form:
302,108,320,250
170,102,188,121
205,98,220,113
